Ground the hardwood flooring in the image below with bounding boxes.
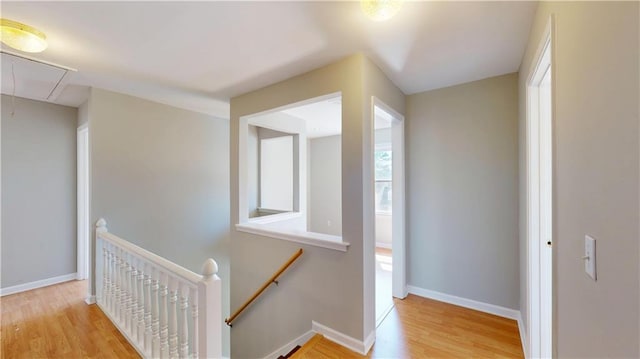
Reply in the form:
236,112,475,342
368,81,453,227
2,281,523,359
1,280,139,359
293,295,524,358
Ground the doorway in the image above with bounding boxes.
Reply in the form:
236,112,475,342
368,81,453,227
373,99,406,328
77,125,89,281
526,28,553,358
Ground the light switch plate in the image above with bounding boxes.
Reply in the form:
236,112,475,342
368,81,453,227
585,235,596,281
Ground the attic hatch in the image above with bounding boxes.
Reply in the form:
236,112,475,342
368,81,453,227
1,50,76,103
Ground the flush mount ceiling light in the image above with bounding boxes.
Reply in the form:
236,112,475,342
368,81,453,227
361,0,403,21
1,19,48,53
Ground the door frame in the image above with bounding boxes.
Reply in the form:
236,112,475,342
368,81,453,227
77,124,89,281
372,97,407,299
525,16,554,359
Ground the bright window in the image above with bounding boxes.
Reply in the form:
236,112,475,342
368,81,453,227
375,150,392,214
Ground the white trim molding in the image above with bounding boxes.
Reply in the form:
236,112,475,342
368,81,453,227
0,273,78,297
518,312,528,358
236,223,349,252
312,321,372,355
263,330,315,359
407,285,520,320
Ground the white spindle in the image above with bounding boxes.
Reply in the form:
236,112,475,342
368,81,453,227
169,278,179,359
190,287,199,359
143,262,153,355
94,219,222,359
113,245,121,321
179,284,190,358
119,247,128,325
106,242,114,311
130,255,138,335
102,240,109,307
151,268,161,358
159,273,169,359
137,259,146,343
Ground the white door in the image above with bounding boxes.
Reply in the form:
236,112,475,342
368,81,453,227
538,65,553,358
527,34,553,358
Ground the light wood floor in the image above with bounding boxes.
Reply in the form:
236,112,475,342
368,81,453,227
1,280,139,359
2,281,523,359
294,295,524,358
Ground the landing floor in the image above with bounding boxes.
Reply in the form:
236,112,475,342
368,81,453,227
2,280,523,358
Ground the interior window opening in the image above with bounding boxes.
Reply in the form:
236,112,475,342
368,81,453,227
239,93,344,244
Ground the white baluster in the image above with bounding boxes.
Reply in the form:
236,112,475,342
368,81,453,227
112,245,120,320
159,272,170,358
169,278,179,359
110,242,118,314
143,262,153,355
105,242,113,311
151,268,161,358
119,247,128,325
137,259,146,345
179,284,190,358
130,256,139,337
102,240,109,307
190,287,198,359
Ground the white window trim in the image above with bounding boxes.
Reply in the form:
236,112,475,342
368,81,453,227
237,92,349,251
236,223,350,252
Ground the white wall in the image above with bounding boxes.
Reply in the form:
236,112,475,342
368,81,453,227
406,73,520,310
519,2,639,356
307,132,393,248
88,88,231,356
1,95,77,288
308,134,342,236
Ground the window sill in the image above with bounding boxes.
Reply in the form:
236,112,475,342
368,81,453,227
248,211,302,225
235,223,350,252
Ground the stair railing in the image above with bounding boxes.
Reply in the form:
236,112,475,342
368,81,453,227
225,248,303,327
95,218,222,358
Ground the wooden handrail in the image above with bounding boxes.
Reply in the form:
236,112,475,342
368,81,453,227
225,248,303,326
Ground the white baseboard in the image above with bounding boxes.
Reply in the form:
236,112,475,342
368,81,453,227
312,321,370,355
0,273,78,297
517,312,528,358
407,285,520,320
375,242,392,249
363,329,375,355
263,329,315,359
85,295,96,305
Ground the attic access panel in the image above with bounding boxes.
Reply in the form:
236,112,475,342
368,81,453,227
1,50,74,102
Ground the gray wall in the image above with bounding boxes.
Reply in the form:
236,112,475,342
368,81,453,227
88,88,231,356
230,54,404,358
1,95,77,288
406,73,520,310
519,2,639,357
308,135,342,236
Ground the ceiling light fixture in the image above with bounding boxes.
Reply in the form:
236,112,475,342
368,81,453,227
0,19,48,53
361,0,403,21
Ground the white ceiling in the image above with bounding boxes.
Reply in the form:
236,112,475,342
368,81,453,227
283,96,342,139
0,1,537,119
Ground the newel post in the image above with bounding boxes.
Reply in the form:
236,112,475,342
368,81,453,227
96,218,108,234
198,258,222,359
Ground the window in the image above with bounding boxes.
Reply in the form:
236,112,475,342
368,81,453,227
375,150,392,214
260,135,293,212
